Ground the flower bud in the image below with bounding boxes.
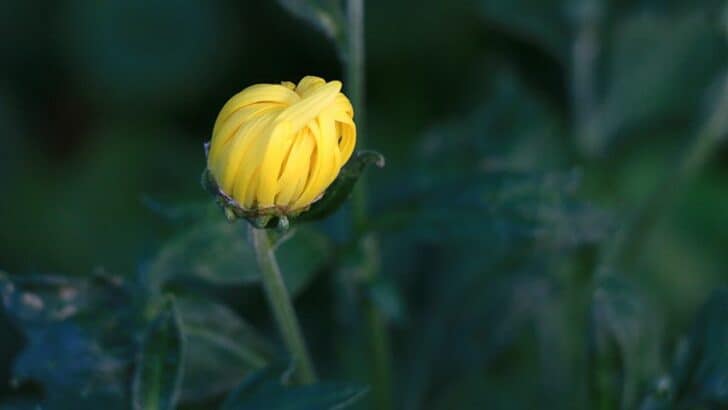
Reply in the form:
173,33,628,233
205,76,356,219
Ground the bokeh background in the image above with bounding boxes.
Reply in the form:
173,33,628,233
1,0,727,409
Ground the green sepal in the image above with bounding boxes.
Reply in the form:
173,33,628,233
201,168,219,197
201,169,285,229
201,150,384,228
296,150,385,222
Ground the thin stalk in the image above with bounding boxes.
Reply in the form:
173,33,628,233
345,0,365,144
343,0,394,408
569,4,603,407
570,1,602,157
250,226,317,384
365,298,394,410
346,0,368,234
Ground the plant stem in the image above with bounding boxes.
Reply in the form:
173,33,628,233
343,1,394,408
346,0,367,234
570,1,602,157
250,226,317,384
569,4,603,407
364,297,394,410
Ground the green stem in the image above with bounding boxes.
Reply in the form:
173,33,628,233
364,297,394,410
342,1,393,408
569,4,604,407
346,0,367,234
570,1,601,157
345,0,365,143
250,226,317,384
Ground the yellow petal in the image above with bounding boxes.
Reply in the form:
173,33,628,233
295,76,326,97
208,103,282,171
255,120,293,207
276,130,315,206
294,111,337,208
338,121,356,164
213,84,299,136
277,81,341,134
216,111,278,196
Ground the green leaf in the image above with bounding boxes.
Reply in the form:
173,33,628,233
371,71,612,248
478,0,572,60
0,272,135,409
175,296,272,402
132,297,184,410
599,12,725,147
141,195,218,225
276,228,333,295
146,220,257,289
297,150,385,223
401,273,561,410
221,365,368,410
589,275,662,410
670,288,728,407
277,0,345,47
148,220,331,296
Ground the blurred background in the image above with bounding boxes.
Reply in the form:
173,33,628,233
1,0,727,409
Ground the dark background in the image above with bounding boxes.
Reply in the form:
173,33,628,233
1,0,727,409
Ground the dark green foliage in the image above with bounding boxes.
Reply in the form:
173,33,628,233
1,0,728,409
146,220,258,289
221,365,368,410
0,273,136,409
176,296,272,402
132,297,184,410
147,219,333,297
670,289,728,408
478,0,573,60
590,275,662,410
276,228,334,294
598,12,726,152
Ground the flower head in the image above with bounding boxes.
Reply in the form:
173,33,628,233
206,76,356,217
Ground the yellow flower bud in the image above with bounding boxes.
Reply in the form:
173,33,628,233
206,76,356,216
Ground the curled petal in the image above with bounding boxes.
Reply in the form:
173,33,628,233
206,76,357,215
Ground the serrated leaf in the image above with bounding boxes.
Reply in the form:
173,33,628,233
132,297,184,410
671,288,728,407
175,296,272,402
277,0,345,46
297,150,385,223
146,220,257,289
590,275,662,410
221,365,368,410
